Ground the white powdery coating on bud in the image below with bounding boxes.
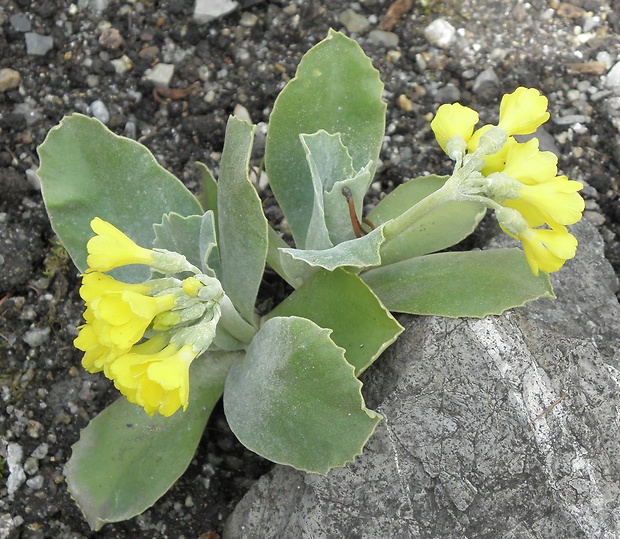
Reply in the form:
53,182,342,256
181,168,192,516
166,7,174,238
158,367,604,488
484,172,522,200
495,206,528,235
446,136,467,161
478,127,508,156
151,250,197,275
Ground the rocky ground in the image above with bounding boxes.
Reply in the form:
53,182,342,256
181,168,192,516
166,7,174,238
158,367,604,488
1,0,619,538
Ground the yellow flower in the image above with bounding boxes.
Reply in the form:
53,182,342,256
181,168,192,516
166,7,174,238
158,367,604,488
86,217,154,272
501,138,558,184
498,87,550,136
74,314,122,373
108,340,198,417
430,103,479,153
79,272,177,350
513,224,578,276
505,176,585,228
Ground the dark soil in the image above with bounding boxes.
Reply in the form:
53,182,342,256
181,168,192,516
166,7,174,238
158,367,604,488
1,0,619,538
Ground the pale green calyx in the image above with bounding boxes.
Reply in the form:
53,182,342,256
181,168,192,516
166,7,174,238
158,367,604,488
477,126,508,156
495,206,529,235
445,136,467,161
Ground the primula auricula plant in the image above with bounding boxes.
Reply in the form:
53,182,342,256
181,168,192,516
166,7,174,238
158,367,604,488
36,30,584,529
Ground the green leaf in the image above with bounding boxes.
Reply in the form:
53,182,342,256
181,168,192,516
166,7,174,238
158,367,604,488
65,351,240,531
279,225,385,285
362,248,555,317
265,29,386,247
367,175,486,264
195,161,218,217
224,316,381,474
153,211,220,278
37,114,202,282
265,268,403,375
217,116,268,325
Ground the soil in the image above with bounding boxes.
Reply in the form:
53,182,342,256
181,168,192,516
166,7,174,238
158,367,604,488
1,0,619,538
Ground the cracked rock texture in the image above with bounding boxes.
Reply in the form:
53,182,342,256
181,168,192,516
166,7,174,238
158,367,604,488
224,220,620,539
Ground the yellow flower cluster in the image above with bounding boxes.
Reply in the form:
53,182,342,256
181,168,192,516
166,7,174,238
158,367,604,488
74,218,222,416
430,87,584,275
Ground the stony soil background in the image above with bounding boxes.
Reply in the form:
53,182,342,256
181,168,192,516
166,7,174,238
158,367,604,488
1,0,619,538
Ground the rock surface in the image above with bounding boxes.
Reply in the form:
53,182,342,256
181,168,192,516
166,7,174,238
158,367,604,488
224,220,620,539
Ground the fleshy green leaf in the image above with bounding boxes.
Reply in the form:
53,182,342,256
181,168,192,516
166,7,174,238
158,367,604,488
195,161,218,217
37,114,202,282
65,351,240,531
265,268,403,375
224,316,381,474
367,175,486,264
265,29,386,248
362,248,555,317
153,211,220,278
279,225,385,285
217,116,268,325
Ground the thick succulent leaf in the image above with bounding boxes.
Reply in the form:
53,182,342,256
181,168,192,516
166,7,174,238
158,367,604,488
223,316,381,474
279,225,385,285
362,248,555,317
195,161,218,217
323,167,373,246
299,131,346,250
153,212,220,278
217,116,268,325
265,268,403,375
37,114,202,282
200,211,221,279
65,351,240,531
367,175,486,264
265,29,386,247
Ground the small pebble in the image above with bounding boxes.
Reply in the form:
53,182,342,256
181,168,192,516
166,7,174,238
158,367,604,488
339,9,371,33
436,83,461,104
606,60,620,95
25,32,54,56
89,100,110,124
424,18,456,49
99,27,124,49
111,55,133,75
239,12,258,27
144,63,174,88
194,0,238,24
367,30,399,48
472,67,499,100
26,475,45,490
397,94,413,112
10,13,31,32
22,327,50,348
0,68,21,92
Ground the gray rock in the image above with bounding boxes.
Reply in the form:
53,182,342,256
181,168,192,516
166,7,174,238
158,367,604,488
225,220,620,539
25,32,53,56
194,0,238,24
605,60,620,94
367,30,399,49
0,513,20,539
22,327,50,348
423,18,456,49
144,63,174,88
435,83,461,104
6,444,25,496
10,13,31,32
472,67,500,101
339,9,371,34
77,0,109,11
88,99,110,124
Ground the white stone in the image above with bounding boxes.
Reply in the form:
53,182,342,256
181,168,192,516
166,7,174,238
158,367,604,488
25,32,53,56
424,18,456,49
605,60,620,95
193,0,238,24
144,63,174,88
